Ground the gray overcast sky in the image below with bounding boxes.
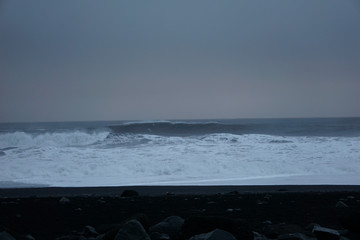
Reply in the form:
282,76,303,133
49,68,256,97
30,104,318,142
0,0,359,122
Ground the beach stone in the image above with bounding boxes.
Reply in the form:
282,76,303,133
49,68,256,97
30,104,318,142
149,216,184,238
305,223,320,231
182,216,251,240
100,224,123,240
264,194,272,200
120,190,139,197
188,229,237,240
225,191,239,196
59,197,70,204
0,232,16,240
312,225,340,240
83,225,99,238
336,201,348,208
95,234,105,240
114,219,150,240
278,233,316,240
262,224,308,239
24,234,36,240
253,231,270,240
149,232,171,240
56,235,87,240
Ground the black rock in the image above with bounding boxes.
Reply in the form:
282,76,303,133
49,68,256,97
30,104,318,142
347,196,356,200
95,234,105,240
83,225,99,238
101,224,122,240
335,201,349,208
149,232,171,240
24,235,36,240
225,191,239,196
262,224,309,239
253,231,270,240
277,233,315,240
181,216,251,240
0,232,16,240
101,214,150,240
188,229,237,240
305,223,320,231
59,197,70,204
120,190,139,197
150,216,184,239
56,235,87,240
114,219,150,240
312,225,340,240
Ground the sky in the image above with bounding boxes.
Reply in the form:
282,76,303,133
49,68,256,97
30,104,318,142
0,0,359,122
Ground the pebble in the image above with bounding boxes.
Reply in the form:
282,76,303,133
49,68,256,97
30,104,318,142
59,197,70,204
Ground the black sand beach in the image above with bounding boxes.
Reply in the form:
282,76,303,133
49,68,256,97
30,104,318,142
1,186,360,240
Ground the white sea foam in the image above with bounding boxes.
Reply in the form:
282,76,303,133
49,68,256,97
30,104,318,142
0,133,359,187
0,131,110,148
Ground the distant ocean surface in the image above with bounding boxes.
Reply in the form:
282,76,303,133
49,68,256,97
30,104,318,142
0,118,359,187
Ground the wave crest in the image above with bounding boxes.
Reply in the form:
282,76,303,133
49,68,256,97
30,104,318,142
108,122,245,136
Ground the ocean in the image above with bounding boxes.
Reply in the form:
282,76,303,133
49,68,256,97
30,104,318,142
0,118,359,187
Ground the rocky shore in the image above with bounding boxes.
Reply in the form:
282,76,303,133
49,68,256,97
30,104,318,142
1,187,360,240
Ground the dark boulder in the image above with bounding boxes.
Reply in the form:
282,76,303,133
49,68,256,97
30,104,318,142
188,229,236,240
83,225,99,238
253,231,270,240
101,224,122,240
278,233,315,240
181,216,251,240
262,223,309,239
312,225,340,240
55,235,87,240
114,219,150,240
120,190,139,197
149,232,171,240
59,197,70,204
150,216,184,239
0,232,16,240
335,201,349,208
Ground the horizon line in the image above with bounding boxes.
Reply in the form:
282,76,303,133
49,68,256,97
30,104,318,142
1,116,359,124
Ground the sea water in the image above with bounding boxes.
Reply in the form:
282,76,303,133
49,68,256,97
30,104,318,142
0,118,359,187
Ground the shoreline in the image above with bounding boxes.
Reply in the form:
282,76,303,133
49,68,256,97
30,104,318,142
1,185,360,198
1,185,360,239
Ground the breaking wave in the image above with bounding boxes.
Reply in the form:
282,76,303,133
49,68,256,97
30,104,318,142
0,131,110,148
108,118,360,137
1,118,360,187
